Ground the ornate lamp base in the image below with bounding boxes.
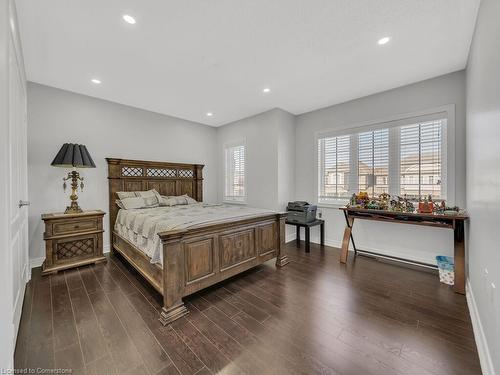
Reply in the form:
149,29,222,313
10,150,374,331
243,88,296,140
65,202,83,214
63,170,84,214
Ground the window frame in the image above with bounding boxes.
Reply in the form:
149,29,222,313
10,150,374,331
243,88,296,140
223,139,247,204
314,105,455,207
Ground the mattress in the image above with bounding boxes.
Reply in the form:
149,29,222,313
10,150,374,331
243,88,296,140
114,203,274,265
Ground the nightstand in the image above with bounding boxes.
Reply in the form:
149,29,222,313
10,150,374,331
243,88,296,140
41,210,106,275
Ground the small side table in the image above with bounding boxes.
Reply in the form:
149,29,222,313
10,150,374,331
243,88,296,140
285,219,325,253
41,210,106,275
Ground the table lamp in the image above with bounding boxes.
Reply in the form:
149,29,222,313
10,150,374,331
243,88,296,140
51,143,96,214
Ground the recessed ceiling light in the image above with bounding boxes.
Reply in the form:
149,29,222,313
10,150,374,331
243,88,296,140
378,36,391,45
206,112,213,117
262,88,271,93
91,78,101,84
123,15,136,24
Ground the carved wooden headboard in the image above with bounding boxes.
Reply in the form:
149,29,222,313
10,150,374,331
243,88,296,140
106,158,204,236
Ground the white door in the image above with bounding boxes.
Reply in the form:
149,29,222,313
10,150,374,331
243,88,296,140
0,0,29,369
9,1,29,336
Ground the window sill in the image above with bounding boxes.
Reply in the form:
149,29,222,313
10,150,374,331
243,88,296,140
317,202,347,209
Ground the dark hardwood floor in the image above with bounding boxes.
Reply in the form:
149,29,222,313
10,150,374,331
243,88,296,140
15,242,482,375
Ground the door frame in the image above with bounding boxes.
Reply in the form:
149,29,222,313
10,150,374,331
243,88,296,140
0,0,29,369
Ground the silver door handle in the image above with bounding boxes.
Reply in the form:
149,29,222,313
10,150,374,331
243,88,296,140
19,200,30,207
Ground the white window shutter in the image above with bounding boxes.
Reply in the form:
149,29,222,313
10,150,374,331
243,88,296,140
224,143,246,202
400,120,445,200
358,129,389,196
318,135,351,202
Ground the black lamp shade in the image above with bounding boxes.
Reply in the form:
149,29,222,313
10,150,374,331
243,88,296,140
51,143,96,168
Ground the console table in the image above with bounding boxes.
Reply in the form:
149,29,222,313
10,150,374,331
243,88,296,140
286,219,325,253
339,207,469,294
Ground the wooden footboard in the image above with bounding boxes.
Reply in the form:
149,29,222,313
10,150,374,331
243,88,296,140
158,213,289,325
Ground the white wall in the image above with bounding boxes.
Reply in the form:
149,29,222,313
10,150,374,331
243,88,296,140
276,110,296,210
217,109,278,209
27,83,218,263
295,71,466,265
216,108,296,240
29,71,467,267
216,108,296,211
466,0,500,372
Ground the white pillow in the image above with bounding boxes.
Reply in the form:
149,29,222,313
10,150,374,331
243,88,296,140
116,189,161,209
117,191,136,200
160,196,186,206
159,194,198,206
115,199,125,209
183,194,198,204
136,189,162,203
119,196,153,209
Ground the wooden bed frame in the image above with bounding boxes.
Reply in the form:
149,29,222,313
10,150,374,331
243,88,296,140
107,158,289,325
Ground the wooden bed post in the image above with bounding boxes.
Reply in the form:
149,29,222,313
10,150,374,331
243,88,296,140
194,164,204,202
275,213,290,267
158,230,189,325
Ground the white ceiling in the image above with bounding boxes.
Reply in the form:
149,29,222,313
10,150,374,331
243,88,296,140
16,0,479,126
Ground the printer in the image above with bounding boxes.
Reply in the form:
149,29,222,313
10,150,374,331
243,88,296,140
286,201,317,224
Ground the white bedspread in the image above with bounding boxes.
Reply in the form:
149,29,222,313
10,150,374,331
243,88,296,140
115,203,274,265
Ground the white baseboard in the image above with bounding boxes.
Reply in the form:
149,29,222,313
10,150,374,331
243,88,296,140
305,237,437,265
30,256,45,269
466,279,495,375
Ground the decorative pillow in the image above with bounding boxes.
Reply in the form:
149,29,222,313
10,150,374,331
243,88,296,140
183,194,198,204
158,194,198,206
135,189,162,206
115,199,125,209
160,196,185,206
116,189,161,209
119,196,155,210
117,191,136,200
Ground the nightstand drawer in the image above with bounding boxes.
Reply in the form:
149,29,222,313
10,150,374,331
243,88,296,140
52,218,99,235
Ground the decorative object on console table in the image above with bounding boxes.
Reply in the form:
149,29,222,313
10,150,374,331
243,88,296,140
51,143,96,214
418,195,434,213
41,210,106,275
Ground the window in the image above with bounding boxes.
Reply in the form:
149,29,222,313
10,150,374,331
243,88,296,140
400,121,443,199
224,142,246,202
318,135,350,202
358,129,389,196
317,115,447,203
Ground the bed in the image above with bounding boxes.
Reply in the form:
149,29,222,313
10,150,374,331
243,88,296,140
107,158,289,325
